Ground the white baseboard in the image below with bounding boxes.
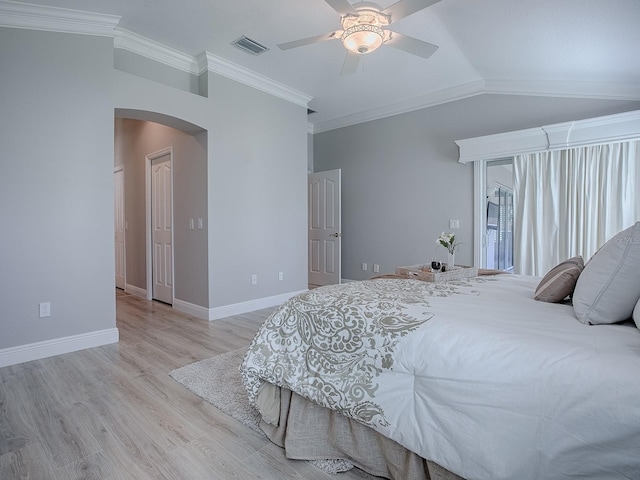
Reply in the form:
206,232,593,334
341,278,357,283
125,283,148,299
208,290,307,321
173,298,209,320
0,328,120,368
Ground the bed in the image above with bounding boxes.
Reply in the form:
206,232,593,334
240,226,640,480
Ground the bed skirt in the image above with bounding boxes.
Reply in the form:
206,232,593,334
258,387,464,480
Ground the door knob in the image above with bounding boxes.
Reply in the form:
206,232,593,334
330,232,341,238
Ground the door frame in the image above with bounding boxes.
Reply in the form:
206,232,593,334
114,165,126,289
473,161,486,268
473,158,514,269
145,147,174,301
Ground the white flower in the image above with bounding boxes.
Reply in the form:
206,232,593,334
436,232,459,254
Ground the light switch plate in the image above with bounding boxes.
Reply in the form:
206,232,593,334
39,302,51,318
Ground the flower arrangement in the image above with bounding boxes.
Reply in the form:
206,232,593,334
436,232,460,255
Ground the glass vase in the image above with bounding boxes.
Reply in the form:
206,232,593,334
448,251,455,269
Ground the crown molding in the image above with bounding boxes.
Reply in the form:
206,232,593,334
0,0,120,36
198,52,312,108
4,0,636,130
114,28,199,75
114,31,311,107
312,80,487,134
484,78,640,101
311,78,640,134
0,2,310,108
455,109,640,163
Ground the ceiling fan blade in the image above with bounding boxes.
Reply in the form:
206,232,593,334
340,51,361,75
324,0,358,15
382,0,441,22
385,32,438,59
278,31,341,50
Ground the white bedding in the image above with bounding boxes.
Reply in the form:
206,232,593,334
241,275,640,479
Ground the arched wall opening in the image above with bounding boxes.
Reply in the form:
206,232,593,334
113,109,209,310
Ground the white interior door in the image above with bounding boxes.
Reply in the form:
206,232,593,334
114,168,125,289
309,169,341,286
151,154,173,304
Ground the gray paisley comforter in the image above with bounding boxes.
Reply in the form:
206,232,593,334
240,276,640,480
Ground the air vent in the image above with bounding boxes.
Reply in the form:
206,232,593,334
232,36,270,55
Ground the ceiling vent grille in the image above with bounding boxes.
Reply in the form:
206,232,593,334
232,36,270,55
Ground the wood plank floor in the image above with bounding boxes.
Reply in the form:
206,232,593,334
0,290,379,480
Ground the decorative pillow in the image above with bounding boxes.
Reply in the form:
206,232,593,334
634,298,640,329
534,256,584,302
573,222,640,324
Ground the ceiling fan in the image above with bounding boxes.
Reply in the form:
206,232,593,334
278,0,441,75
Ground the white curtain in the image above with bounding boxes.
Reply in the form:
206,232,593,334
513,140,640,276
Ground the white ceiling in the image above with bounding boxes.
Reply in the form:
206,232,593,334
6,0,640,130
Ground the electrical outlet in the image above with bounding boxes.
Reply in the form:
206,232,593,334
39,302,51,318
361,263,368,271
188,218,194,230
278,271,284,281
449,219,460,229
197,218,203,229
373,264,380,273
251,274,257,285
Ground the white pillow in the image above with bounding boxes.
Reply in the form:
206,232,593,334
634,298,640,329
573,222,640,324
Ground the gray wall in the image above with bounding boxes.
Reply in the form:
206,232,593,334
114,119,209,308
1,26,309,358
205,73,309,307
113,66,309,310
114,49,201,95
314,94,640,280
0,28,116,348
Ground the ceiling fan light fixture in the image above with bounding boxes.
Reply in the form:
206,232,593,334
341,24,384,54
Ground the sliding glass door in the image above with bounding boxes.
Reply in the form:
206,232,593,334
481,159,514,272
486,186,513,271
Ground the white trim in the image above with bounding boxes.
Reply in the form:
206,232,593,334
473,161,486,269
0,328,119,368
114,28,199,75
484,79,640,102
4,1,637,132
114,165,126,290
125,283,147,299
208,290,307,321
173,298,209,320
197,51,312,108
310,80,640,134
146,147,174,303
456,109,640,163
312,80,486,134
0,0,120,36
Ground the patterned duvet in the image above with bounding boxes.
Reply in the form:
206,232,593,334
240,275,640,480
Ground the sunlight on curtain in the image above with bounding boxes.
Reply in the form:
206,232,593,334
513,140,640,276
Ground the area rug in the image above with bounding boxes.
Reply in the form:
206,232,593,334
169,349,354,475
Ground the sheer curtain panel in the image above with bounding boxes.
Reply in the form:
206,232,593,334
513,140,640,276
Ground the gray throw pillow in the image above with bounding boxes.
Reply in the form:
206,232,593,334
534,256,584,303
573,222,640,324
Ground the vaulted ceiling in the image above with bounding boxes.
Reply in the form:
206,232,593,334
6,0,640,131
